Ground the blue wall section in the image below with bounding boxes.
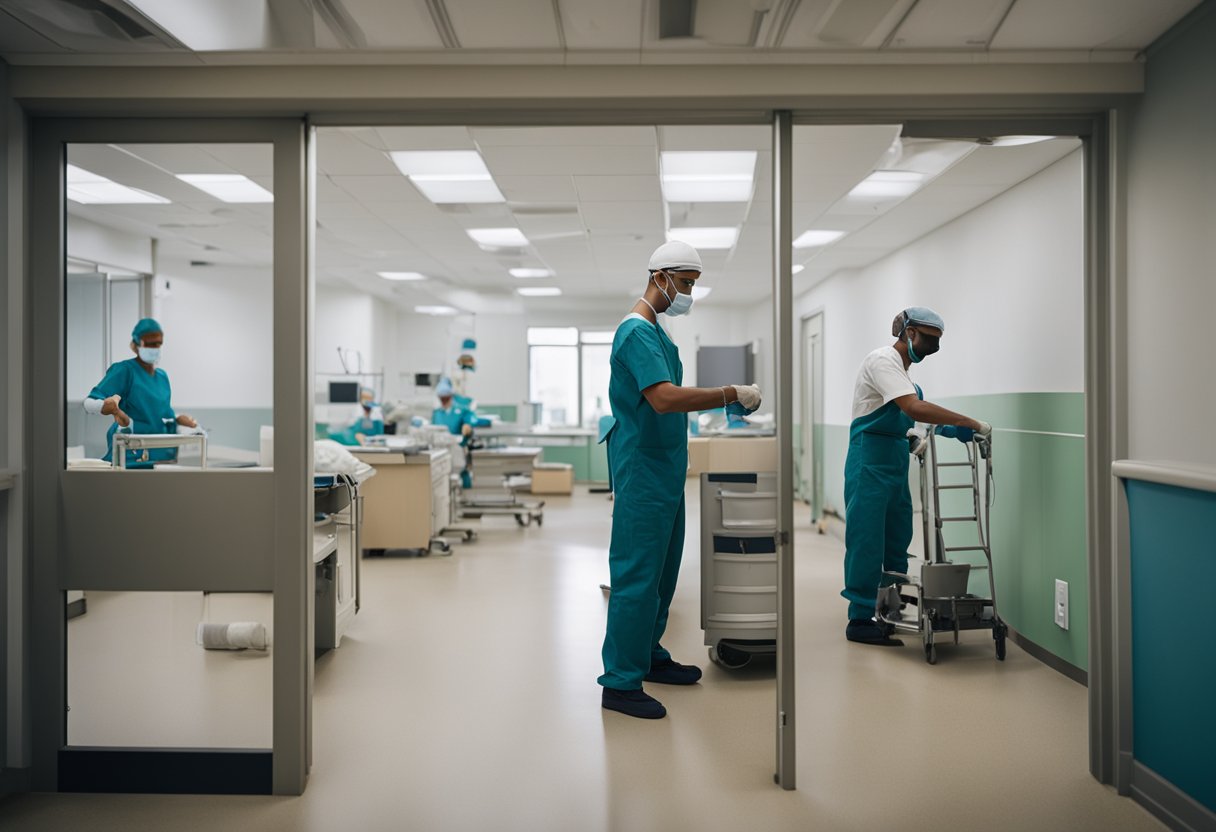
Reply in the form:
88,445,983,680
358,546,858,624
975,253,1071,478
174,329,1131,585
1125,479,1216,813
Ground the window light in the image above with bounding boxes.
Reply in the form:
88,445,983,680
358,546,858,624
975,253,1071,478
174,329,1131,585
66,164,170,205
793,229,846,249
415,305,459,316
792,264,805,274
389,151,505,204
467,228,529,248
580,331,615,344
660,151,756,203
177,174,273,203
667,227,738,250
691,286,712,300
528,327,579,346
378,272,427,281
517,287,562,297
509,268,553,279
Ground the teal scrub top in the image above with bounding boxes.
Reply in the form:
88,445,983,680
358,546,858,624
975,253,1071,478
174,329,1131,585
88,357,177,465
603,315,687,497
433,405,490,436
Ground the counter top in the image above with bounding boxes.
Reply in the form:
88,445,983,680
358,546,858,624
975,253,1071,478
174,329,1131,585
1113,459,1216,494
478,425,597,438
351,447,449,465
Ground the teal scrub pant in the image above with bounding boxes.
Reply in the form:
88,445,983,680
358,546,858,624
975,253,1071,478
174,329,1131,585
599,494,685,690
842,433,912,621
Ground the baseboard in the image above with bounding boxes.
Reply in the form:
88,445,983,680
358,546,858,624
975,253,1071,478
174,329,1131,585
0,767,31,800
1007,626,1087,686
59,747,272,794
1132,761,1216,832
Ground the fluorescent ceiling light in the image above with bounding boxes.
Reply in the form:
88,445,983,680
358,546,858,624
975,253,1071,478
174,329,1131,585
792,264,805,275
467,227,529,248
389,151,492,177
378,272,427,281
660,151,756,203
66,164,170,205
793,229,846,249
847,170,925,200
667,227,738,250
177,174,273,203
691,286,713,301
509,268,553,279
989,135,1057,147
415,305,459,316
389,151,505,204
517,287,562,297
410,178,504,204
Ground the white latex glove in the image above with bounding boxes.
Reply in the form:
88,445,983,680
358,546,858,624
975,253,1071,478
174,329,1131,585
906,426,928,457
975,420,992,438
732,384,762,411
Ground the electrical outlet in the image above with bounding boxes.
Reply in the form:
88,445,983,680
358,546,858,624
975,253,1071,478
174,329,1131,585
1055,579,1069,630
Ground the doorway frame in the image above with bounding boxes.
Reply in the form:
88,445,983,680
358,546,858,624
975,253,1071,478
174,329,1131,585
12,101,1127,798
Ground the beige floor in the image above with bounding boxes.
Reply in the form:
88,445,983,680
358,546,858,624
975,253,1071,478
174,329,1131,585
1,484,1161,832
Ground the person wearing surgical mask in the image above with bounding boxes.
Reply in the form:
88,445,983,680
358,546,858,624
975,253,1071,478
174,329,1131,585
597,240,762,720
841,307,991,646
83,317,197,467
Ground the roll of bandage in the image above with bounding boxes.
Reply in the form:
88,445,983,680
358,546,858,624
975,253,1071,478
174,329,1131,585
197,621,269,651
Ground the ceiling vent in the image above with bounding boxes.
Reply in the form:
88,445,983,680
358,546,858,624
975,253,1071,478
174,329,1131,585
0,0,186,51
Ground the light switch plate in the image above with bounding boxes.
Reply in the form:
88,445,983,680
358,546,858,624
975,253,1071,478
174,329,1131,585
1055,579,1069,630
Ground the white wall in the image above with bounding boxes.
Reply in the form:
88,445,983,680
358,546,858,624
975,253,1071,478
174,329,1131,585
786,149,1085,426
152,261,273,409
1127,4,1216,464
66,215,152,274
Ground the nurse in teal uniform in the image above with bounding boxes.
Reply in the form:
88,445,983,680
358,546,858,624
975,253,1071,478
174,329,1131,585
598,241,761,720
83,318,197,467
841,308,991,645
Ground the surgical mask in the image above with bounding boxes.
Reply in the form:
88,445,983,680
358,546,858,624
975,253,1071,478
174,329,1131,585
906,331,939,363
655,272,694,317
137,346,161,365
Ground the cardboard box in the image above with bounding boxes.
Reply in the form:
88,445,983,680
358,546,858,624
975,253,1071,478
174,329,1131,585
687,436,777,476
532,462,574,494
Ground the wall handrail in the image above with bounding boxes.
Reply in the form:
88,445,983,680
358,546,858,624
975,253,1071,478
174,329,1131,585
1112,459,1216,494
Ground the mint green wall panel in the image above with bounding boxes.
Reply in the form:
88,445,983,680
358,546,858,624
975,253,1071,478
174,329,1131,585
588,441,609,482
539,445,590,481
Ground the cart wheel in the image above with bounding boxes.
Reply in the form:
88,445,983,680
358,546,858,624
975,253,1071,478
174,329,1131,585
709,643,751,670
995,628,1007,661
924,641,937,665
515,514,530,527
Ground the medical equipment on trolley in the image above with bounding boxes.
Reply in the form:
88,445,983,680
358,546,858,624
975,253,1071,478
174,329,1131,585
453,440,545,528
875,430,1007,664
111,432,208,469
699,471,778,669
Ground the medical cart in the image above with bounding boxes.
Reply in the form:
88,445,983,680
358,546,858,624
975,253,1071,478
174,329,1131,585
455,444,545,527
876,433,1008,664
314,473,362,650
700,472,778,669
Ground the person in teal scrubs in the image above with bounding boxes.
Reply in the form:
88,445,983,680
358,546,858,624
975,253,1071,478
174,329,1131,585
599,241,761,720
433,377,490,488
842,308,991,645
84,318,197,467
332,386,385,446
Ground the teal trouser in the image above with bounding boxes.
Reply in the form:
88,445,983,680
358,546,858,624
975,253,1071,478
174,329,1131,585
842,432,913,620
599,493,685,690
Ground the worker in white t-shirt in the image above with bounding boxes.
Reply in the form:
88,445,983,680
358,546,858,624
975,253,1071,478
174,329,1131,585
842,307,992,645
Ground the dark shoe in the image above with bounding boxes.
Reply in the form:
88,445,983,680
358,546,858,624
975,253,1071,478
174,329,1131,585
644,658,703,685
602,687,666,719
846,618,904,646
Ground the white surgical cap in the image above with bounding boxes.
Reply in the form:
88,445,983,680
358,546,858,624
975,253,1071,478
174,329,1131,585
648,240,702,273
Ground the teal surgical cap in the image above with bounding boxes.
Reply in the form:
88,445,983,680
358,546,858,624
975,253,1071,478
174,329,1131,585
892,307,945,337
435,377,454,396
131,318,163,343
461,338,477,350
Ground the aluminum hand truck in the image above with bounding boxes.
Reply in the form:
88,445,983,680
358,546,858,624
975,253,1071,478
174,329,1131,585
876,432,1007,664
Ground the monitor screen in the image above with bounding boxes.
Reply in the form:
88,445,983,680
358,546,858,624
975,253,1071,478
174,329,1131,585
415,373,438,387
329,381,359,404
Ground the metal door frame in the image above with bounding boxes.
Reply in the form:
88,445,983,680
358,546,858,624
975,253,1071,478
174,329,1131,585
27,118,312,795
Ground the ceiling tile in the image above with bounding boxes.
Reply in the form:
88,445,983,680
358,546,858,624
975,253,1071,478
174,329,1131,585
330,174,424,203
496,175,579,203
558,0,643,49
445,0,562,49
481,145,657,176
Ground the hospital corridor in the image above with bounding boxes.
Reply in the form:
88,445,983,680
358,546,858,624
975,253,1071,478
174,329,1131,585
1,2,1214,831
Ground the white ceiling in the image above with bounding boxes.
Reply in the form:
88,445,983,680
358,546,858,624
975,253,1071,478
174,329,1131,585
0,0,1202,64
65,126,1081,314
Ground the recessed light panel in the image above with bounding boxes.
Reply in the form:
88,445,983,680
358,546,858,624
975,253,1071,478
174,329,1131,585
793,229,846,249
66,164,171,205
509,268,553,278
378,272,427,281
467,228,529,248
517,287,562,297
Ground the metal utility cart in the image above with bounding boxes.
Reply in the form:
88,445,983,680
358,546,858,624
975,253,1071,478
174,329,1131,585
455,442,545,528
876,432,1007,664
700,472,778,669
